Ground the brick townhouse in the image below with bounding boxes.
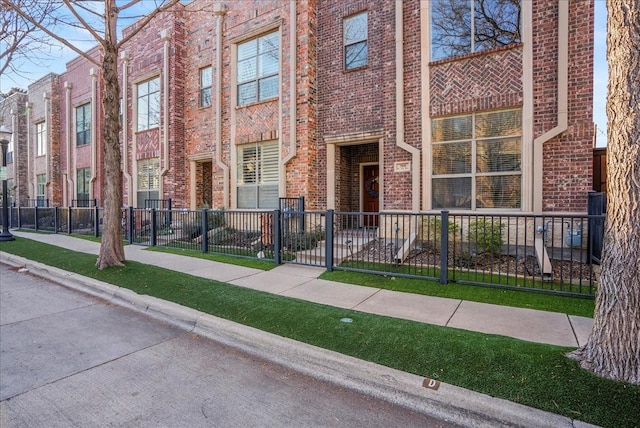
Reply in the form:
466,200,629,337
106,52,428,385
1,0,594,216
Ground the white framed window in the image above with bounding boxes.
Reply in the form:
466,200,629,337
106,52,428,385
430,0,521,61
200,66,212,107
36,174,46,206
35,121,46,156
76,103,91,146
237,31,279,106
344,11,368,70
431,109,522,210
76,167,91,205
237,141,279,209
137,158,160,208
137,77,160,131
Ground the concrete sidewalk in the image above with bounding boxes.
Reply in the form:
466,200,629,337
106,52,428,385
1,230,593,348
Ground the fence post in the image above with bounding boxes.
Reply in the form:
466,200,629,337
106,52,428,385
18,206,22,229
168,199,173,227
94,205,100,237
54,207,59,233
128,206,134,243
325,209,334,271
440,210,449,284
67,207,72,234
34,206,39,231
201,209,209,253
150,208,157,246
298,196,305,232
273,209,281,264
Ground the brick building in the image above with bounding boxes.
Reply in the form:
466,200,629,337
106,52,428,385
2,0,594,215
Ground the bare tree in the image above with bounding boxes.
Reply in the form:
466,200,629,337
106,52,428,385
2,0,181,268
0,0,60,86
568,0,639,385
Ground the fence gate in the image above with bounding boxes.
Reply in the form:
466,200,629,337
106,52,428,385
278,197,327,267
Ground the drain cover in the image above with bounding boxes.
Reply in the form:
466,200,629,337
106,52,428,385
340,318,353,323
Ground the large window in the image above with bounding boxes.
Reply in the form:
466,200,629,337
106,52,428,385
431,0,521,61
35,121,46,156
137,77,160,131
237,141,278,209
200,66,212,108
36,174,46,206
237,31,279,106
76,167,91,205
431,109,521,209
76,103,91,146
137,158,160,208
344,12,368,70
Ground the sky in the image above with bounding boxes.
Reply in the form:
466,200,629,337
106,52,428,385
1,1,609,146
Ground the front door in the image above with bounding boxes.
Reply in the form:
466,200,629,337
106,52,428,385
362,164,379,227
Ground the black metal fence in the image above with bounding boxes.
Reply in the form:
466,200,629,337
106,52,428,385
6,204,605,297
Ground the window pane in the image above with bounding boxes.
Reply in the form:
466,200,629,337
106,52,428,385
431,0,472,60
259,32,279,53
237,186,256,209
201,88,212,107
238,58,256,82
344,12,367,43
238,39,257,61
260,142,279,183
149,91,160,128
200,67,212,87
432,142,472,174
238,82,257,105
148,78,160,94
259,51,279,76
345,41,368,69
476,175,521,208
476,138,521,172
432,177,472,209
432,115,472,142
258,184,279,209
259,75,279,100
475,109,521,138
474,0,521,53
240,146,257,184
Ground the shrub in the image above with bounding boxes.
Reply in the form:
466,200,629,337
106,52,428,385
467,218,505,255
420,216,459,250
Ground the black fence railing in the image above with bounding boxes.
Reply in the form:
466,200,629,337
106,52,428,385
6,205,605,297
72,198,97,208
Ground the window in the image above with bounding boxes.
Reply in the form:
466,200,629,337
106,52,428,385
137,158,160,208
200,66,212,107
35,121,46,156
36,174,46,206
431,109,521,209
137,77,160,131
6,135,13,164
344,12,368,70
76,168,91,206
237,31,279,106
431,0,521,61
237,141,279,209
76,103,91,146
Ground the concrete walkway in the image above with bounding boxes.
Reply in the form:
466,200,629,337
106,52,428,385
2,230,593,347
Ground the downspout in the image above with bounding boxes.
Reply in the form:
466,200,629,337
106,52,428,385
532,0,568,213
64,82,73,206
160,30,171,191
214,3,229,208
121,50,132,207
280,0,297,193
25,101,32,198
90,68,98,200
395,0,421,212
44,92,51,197
10,109,17,203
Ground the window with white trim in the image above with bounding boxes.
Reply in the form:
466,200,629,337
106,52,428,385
237,31,279,106
137,77,160,131
344,12,368,70
36,174,46,206
35,121,46,156
431,109,522,209
77,167,91,205
76,103,91,146
137,158,160,208
200,66,212,107
237,141,279,209
431,0,521,61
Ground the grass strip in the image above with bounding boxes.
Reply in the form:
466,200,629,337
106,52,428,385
1,238,636,428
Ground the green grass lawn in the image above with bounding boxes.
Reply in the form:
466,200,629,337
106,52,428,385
1,237,637,428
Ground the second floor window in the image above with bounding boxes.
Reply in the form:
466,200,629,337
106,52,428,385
200,66,212,107
431,0,521,61
35,121,46,156
76,103,91,146
237,31,279,106
137,77,160,131
344,12,368,70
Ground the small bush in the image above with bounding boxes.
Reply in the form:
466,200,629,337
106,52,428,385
467,218,505,255
420,216,459,250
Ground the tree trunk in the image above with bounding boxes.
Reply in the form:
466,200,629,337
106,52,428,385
95,43,125,269
568,0,640,385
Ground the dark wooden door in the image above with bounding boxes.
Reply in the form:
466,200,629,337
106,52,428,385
362,164,379,227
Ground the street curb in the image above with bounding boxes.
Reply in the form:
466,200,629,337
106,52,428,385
0,252,598,428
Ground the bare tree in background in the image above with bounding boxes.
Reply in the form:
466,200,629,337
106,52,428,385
568,0,639,385
2,0,181,268
0,0,60,86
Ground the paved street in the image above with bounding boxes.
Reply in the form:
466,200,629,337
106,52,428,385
0,263,456,427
